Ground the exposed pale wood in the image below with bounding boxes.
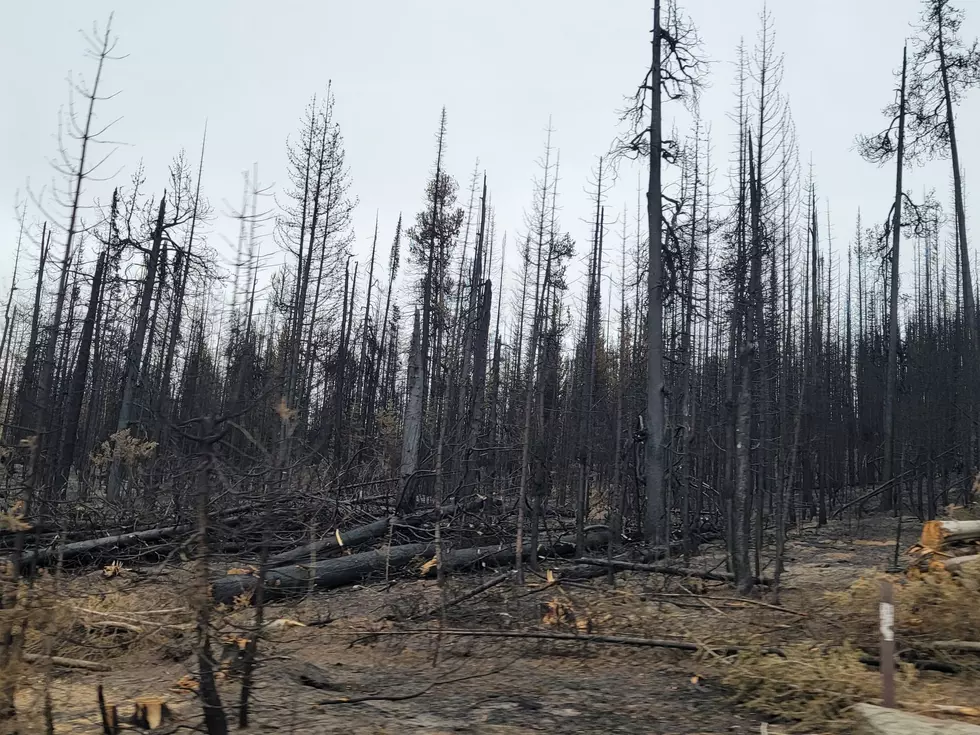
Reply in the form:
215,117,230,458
855,703,980,734
941,554,980,572
131,697,170,729
926,705,980,718
84,620,143,635
920,520,980,551
265,517,391,568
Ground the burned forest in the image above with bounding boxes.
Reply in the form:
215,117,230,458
2,1,980,733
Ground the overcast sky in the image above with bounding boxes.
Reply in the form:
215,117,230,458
3,0,979,328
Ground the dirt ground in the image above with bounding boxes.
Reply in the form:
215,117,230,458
15,513,929,733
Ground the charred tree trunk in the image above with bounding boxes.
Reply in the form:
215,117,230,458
55,248,107,494
107,196,167,501
396,311,424,513
644,0,668,546
882,46,908,511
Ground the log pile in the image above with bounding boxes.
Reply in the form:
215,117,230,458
212,542,436,604
265,496,489,568
2,504,257,572
1,486,732,609
19,522,195,570
211,530,613,605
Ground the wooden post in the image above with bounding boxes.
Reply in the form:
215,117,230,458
879,579,895,708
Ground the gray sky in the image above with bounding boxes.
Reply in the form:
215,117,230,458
3,0,978,326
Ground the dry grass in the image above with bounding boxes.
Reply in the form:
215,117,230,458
723,641,980,733
721,557,980,733
722,644,930,733
1,512,977,733
3,563,256,732
826,562,980,649
25,568,195,663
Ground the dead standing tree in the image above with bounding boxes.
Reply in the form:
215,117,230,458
399,112,464,512
858,45,909,511
276,89,356,458
107,196,166,501
514,127,573,582
615,0,706,546
902,0,980,497
32,15,122,511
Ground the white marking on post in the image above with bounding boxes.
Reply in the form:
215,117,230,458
879,601,894,642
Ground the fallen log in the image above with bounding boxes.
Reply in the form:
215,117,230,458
937,554,980,572
83,620,144,636
558,539,707,581
9,506,255,571
925,704,980,718
266,517,392,568
412,571,513,619
832,446,960,518
573,557,772,586
216,530,609,605
17,522,195,570
425,545,532,575
265,497,488,569
921,520,980,551
22,653,111,671
929,640,980,652
1,505,243,543
832,472,915,519
638,591,807,616
421,531,611,577
345,627,784,656
212,542,435,605
315,656,518,706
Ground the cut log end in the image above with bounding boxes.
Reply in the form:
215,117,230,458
920,520,980,552
921,520,945,551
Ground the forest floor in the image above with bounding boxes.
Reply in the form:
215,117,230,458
15,512,977,734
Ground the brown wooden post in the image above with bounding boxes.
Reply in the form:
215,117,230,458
879,579,895,707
